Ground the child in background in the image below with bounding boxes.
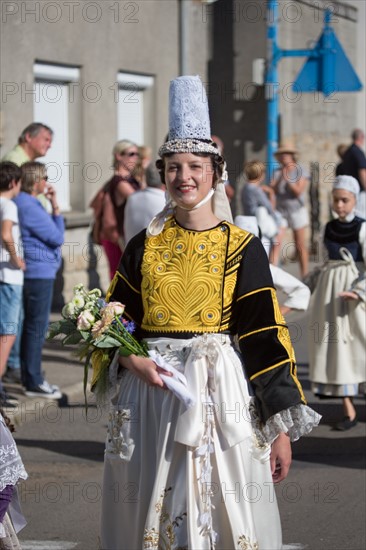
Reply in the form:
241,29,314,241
241,161,276,217
0,407,28,548
241,160,282,262
0,162,25,407
234,215,311,315
309,175,366,430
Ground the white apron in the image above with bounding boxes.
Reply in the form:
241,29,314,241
309,249,366,395
100,334,282,550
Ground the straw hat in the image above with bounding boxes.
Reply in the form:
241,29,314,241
274,140,298,159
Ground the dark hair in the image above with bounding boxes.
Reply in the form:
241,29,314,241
145,163,163,188
351,128,364,142
156,152,224,188
18,122,53,144
0,406,15,433
0,161,22,191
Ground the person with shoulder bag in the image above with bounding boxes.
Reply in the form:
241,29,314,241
89,140,141,279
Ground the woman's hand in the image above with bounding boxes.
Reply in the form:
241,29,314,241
270,432,292,483
45,185,60,213
279,305,292,316
339,291,359,301
119,354,172,388
45,184,56,202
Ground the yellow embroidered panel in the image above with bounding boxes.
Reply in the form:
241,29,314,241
140,217,253,333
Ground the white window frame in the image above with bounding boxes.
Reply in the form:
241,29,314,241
33,63,80,211
117,72,154,145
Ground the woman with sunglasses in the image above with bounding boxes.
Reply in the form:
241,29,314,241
90,140,142,279
14,161,64,398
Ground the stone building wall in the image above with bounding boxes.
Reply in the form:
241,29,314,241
0,0,210,305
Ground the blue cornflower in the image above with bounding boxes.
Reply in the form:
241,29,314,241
125,321,136,334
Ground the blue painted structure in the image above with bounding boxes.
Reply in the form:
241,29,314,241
265,0,363,181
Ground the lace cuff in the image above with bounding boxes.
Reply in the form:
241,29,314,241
251,403,322,445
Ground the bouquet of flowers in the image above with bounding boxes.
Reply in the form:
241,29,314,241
47,284,148,404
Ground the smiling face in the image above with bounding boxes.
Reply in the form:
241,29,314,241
25,128,52,159
164,153,215,210
332,188,356,220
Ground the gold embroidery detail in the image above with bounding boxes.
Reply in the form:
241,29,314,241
239,325,281,340
143,528,159,549
237,535,259,550
249,359,290,381
146,487,187,549
237,286,274,302
227,254,242,269
106,270,140,302
141,218,251,333
106,410,131,457
271,288,285,324
105,272,119,302
252,431,270,450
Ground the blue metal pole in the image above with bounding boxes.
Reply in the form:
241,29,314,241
266,0,279,182
320,9,335,95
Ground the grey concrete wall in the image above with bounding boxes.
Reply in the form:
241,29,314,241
207,0,364,224
278,0,363,223
0,0,210,302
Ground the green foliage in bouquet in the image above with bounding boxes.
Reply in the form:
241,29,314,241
47,284,148,407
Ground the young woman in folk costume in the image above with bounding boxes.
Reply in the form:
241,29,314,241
100,76,321,550
309,175,366,431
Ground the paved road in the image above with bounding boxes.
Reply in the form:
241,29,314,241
6,305,366,550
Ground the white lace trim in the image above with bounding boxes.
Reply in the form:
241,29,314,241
194,398,218,547
1,416,28,491
168,76,211,141
250,404,322,445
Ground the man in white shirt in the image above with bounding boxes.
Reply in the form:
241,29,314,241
124,163,166,245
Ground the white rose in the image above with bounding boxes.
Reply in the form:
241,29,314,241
77,310,95,330
104,302,125,316
62,302,76,319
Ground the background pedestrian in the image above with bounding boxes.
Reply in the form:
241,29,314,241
15,162,64,398
271,141,310,278
0,162,25,406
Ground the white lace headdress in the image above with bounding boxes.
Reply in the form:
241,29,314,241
158,75,220,157
147,76,233,236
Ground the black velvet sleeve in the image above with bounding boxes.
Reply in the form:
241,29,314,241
236,237,306,422
105,229,146,337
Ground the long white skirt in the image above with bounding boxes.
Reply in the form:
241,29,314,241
308,254,366,396
100,334,282,550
